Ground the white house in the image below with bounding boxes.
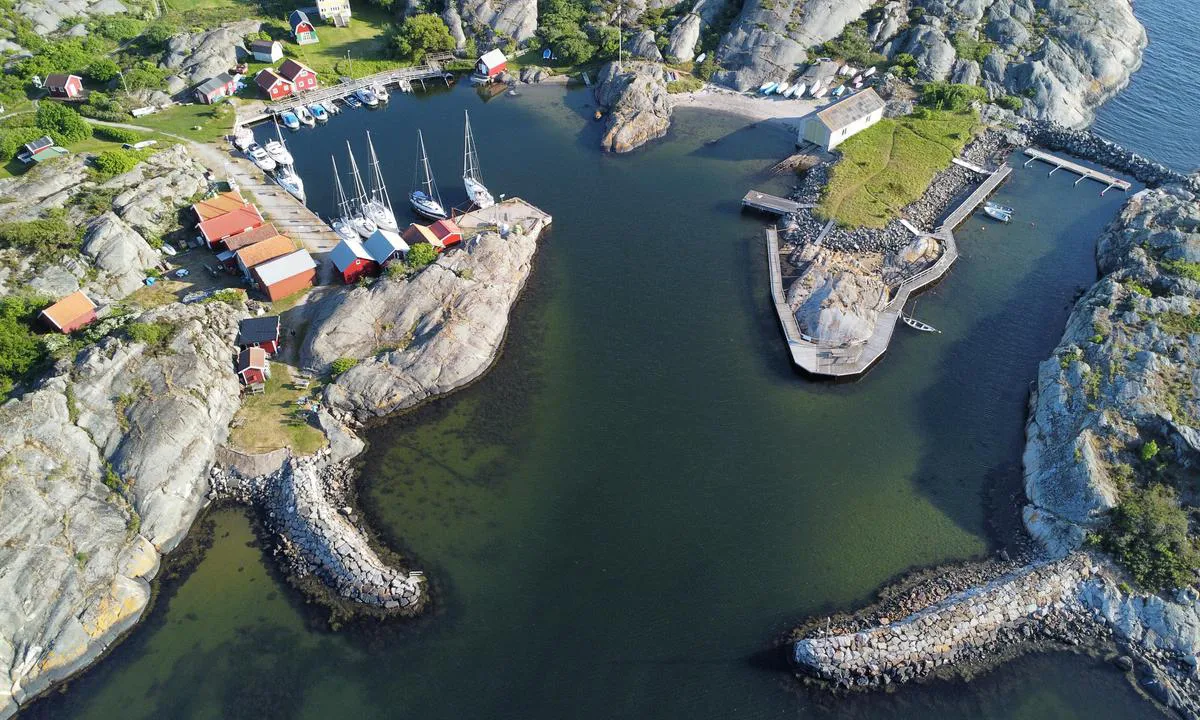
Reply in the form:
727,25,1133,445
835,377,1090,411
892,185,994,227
249,40,283,63
801,88,886,151
315,0,352,25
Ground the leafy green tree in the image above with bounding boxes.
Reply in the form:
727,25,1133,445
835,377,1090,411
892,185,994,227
91,150,140,178
0,295,50,395
595,26,620,59
1101,484,1200,590
142,20,179,50
35,102,91,145
694,55,718,81
388,14,456,62
1140,440,1160,462
92,16,146,42
86,57,121,83
405,243,438,269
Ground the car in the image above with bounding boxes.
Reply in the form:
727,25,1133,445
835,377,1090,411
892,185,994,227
172,268,190,279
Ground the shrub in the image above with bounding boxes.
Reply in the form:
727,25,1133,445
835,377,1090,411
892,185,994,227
1101,484,1199,590
0,295,51,395
91,149,140,179
387,14,456,62
920,81,988,112
92,16,146,42
0,214,78,261
815,20,885,68
125,321,177,349
1140,440,1160,462
993,95,1023,111
1160,259,1200,283
951,32,993,64
120,62,167,91
405,243,438,270
890,52,918,79
86,57,121,83
666,76,703,93
141,20,179,50
203,289,246,307
91,125,142,144
330,357,358,376
36,102,91,145
695,55,718,81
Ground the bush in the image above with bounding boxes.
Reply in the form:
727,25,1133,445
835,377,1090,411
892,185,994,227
125,321,176,350
891,52,918,79
0,295,51,395
120,62,167,91
92,16,146,42
537,0,598,65
91,149,140,179
815,20,885,68
1101,484,1199,590
0,214,78,261
86,57,121,83
993,95,1023,111
330,357,358,376
203,289,246,307
695,55,718,81
405,243,438,270
666,76,703,94
951,32,994,64
36,102,91,145
920,81,988,112
1140,440,1160,462
78,91,130,122
141,20,179,50
387,14,456,62
91,125,142,144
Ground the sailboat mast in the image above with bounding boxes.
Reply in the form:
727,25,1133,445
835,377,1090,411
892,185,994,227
417,130,440,205
345,141,369,209
331,156,349,216
464,110,482,182
366,131,395,218
463,110,470,179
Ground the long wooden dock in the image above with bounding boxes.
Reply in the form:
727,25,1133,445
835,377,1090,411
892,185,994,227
742,190,808,216
255,60,454,119
1023,148,1131,194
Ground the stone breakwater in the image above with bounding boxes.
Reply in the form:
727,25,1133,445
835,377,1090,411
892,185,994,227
211,451,426,615
793,555,1100,688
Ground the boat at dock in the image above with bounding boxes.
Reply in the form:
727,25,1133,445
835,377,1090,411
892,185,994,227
324,100,340,115
364,131,398,231
344,94,362,109
280,110,300,130
294,105,316,127
265,117,294,166
274,165,306,203
372,84,389,103
901,314,941,333
792,82,806,97
983,201,1014,222
355,87,379,107
329,156,361,243
410,130,448,220
309,103,329,122
463,110,495,210
760,82,777,95
345,142,379,237
246,142,276,172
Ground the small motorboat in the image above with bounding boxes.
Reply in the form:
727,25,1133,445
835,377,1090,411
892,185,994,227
355,87,379,107
274,165,306,203
863,66,877,78
758,80,773,92
695,52,707,64
344,94,362,109
265,139,293,166
983,201,1013,222
813,86,828,98
832,85,847,98
808,79,823,97
324,100,340,115
294,106,316,127
760,82,778,95
246,142,276,172
792,82,806,97
372,84,389,103
309,103,329,122
280,111,300,130
775,82,790,96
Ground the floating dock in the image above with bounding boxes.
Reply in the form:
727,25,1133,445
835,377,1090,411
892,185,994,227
742,190,810,216
1022,148,1131,194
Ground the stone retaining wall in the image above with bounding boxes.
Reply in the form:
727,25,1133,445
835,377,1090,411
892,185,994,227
1024,120,1196,191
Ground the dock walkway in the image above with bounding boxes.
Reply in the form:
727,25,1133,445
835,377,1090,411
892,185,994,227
939,165,1012,231
253,60,453,121
454,197,553,231
1023,148,1131,194
742,190,809,216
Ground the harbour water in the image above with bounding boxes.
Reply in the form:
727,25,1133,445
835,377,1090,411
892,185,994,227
29,81,1163,718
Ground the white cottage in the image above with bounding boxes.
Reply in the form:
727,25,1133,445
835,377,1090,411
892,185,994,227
802,88,886,151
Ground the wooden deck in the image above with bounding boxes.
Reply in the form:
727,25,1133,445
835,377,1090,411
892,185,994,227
939,164,1013,231
1023,148,1132,194
454,197,553,232
742,190,808,215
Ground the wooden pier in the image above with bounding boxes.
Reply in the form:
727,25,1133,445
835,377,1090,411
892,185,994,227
1023,148,1131,194
742,190,809,216
939,164,1013,231
250,59,455,121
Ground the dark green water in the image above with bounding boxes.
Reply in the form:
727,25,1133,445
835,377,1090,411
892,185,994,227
32,85,1158,718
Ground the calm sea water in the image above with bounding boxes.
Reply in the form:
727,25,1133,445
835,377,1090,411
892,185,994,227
1093,0,1200,171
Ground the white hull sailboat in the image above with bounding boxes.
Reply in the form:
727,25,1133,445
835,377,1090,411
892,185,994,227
266,116,294,166
363,131,398,231
330,156,360,243
410,130,448,220
247,142,276,172
345,142,378,237
275,165,306,203
462,110,494,209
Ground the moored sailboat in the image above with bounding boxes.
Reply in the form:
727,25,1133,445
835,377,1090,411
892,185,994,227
345,142,378,237
363,131,398,231
275,164,306,203
462,110,495,209
330,156,360,243
410,130,448,220
265,116,294,166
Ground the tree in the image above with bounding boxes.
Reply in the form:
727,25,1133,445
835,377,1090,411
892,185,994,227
1101,484,1200,590
93,16,146,42
595,26,620,59
35,102,91,145
330,357,358,376
142,20,178,49
91,150,140,178
86,57,121,83
388,14,456,62
405,243,438,269
0,126,49,162
694,55,718,81
552,29,595,64
0,296,49,395
920,82,987,112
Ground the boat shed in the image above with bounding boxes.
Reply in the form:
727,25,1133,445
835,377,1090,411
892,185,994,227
250,40,284,63
430,218,463,250
194,72,237,104
255,68,294,100
330,236,378,284
236,315,282,355
198,205,264,247
236,347,271,386
252,249,317,301
402,223,441,249
224,223,283,251
363,228,410,265
236,234,297,278
191,191,248,222
278,59,318,92
476,49,507,79
40,291,96,333
801,88,885,151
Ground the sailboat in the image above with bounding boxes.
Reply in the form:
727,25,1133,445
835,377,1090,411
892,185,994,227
409,130,448,220
363,131,398,231
275,164,306,203
330,156,359,243
462,110,494,209
345,142,378,237
265,117,294,166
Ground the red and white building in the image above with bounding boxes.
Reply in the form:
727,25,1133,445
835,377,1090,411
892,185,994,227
45,73,83,99
277,59,318,93
255,68,294,100
236,347,271,386
330,236,378,284
236,316,282,356
475,49,507,80
363,228,410,266
40,291,96,333
252,249,317,301
429,218,463,250
194,72,238,104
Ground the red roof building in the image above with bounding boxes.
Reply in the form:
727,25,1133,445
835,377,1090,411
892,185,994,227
255,68,294,100
194,72,238,104
40,291,96,333
330,236,377,284
45,74,83,99
191,191,248,222
253,249,317,301
430,218,463,250
277,59,318,92
236,347,271,386
223,223,282,251
198,206,264,247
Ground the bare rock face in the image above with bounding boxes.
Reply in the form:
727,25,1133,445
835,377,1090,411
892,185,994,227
451,0,537,43
0,156,91,223
785,246,888,346
13,0,128,35
665,13,702,62
595,61,672,154
160,20,260,90
0,302,244,718
304,223,544,423
627,30,663,62
81,214,161,300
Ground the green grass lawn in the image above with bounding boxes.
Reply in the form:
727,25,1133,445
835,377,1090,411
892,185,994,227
229,365,327,455
817,109,980,229
133,102,235,142
281,5,405,79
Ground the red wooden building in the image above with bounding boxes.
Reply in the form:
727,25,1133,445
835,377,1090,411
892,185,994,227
194,72,238,104
255,69,294,100
198,206,264,248
430,218,463,250
236,347,270,386
253,249,317,301
278,59,318,93
45,74,83,99
40,291,96,333
475,50,507,79
236,316,282,356
330,236,377,284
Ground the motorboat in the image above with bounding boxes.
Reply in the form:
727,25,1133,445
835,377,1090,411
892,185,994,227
462,110,494,209
808,79,823,97
274,165,305,203
758,80,773,92
364,131,399,231
280,111,300,130
294,106,316,127
355,87,379,107
324,100,340,115
760,82,777,95
863,66,877,78
813,86,828,98
983,201,1013,222
775,82,790,96
409,130,448,220
344,94,362,109
372,84,390,103
792,82,806,97
266,117,294,165
246,142,276,172
309,103,329,122
832,85,847,98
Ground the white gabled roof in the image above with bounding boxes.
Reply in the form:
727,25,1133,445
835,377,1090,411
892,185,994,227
362,228,409,264
330,236,371,271
478,49,507,70
255,249,316,286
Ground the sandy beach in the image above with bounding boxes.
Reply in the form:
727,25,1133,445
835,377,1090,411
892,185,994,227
670,85,821,134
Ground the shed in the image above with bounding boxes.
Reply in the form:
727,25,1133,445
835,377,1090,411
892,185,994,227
430,218,463,250
224,223,283,251
250,40,284,63
253,249,317,301
330,236,378,284
277,59,317,92
236,315,282,355
40,291,96,333
236,234,296,277
802,88,885,151
363,228,410,265
475,49,507,79
16,135,64,164
194,72,237,104
402,222,441,249
255,68,294,100
191,191,248,222
289,10,319,45
236,346,271,385
45,73,83,99
198,205,264,247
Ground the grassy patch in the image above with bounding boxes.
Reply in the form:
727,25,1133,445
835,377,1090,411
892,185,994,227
817,109,979,228
280,6,405,78
666,75,704,94
271,286,312,314
133,102,235,143
1160,259,1200,283
229,365,326,455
